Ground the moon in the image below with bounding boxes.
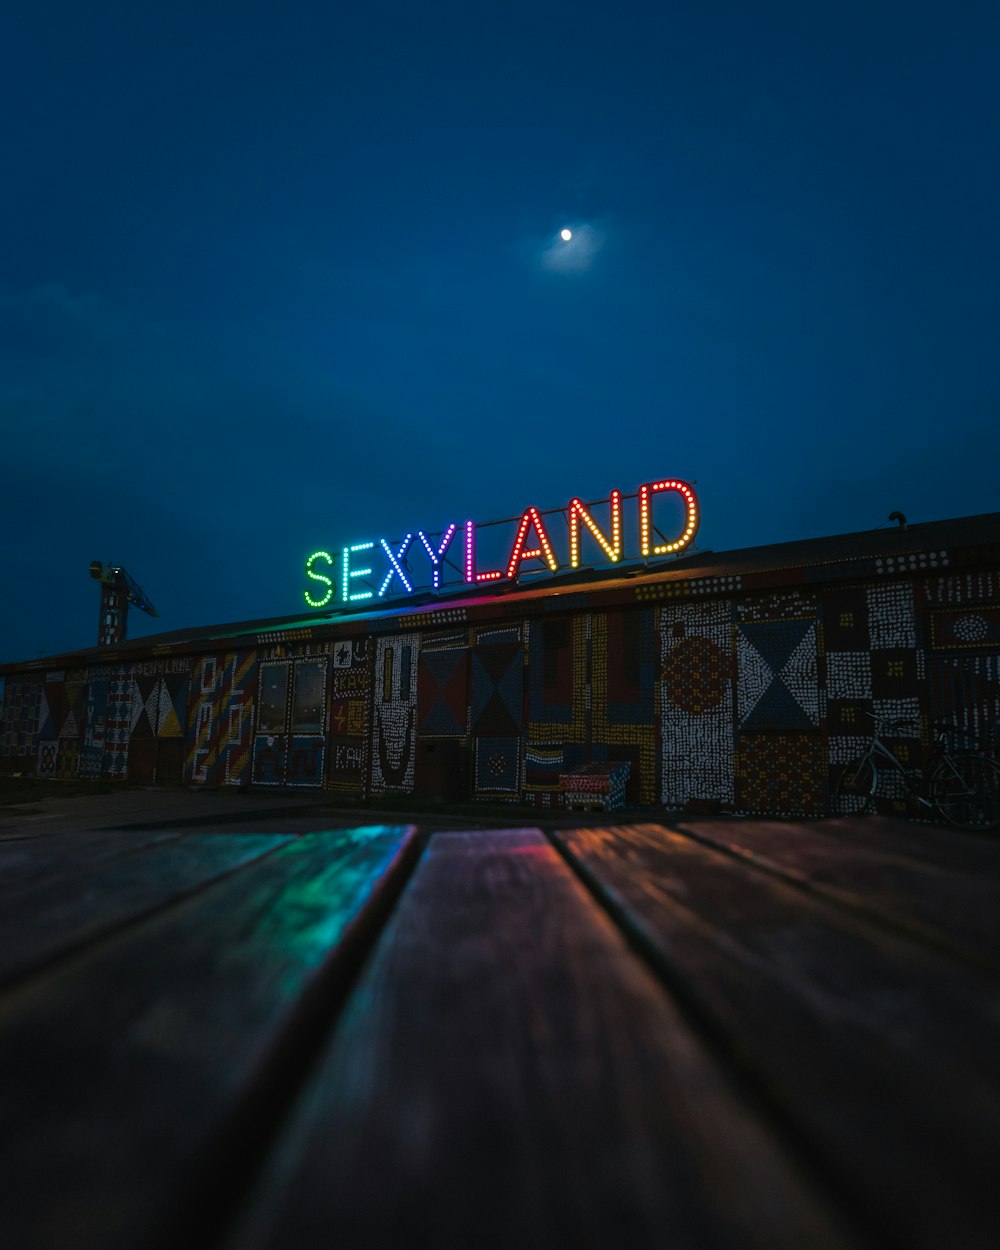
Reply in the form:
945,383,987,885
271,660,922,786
560,228,572,241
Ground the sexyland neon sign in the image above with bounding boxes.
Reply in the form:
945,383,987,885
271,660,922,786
302,478,700,609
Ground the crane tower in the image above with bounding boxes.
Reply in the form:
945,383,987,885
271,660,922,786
88,562,159,646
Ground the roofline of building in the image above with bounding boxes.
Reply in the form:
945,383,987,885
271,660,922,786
5,509,1000,674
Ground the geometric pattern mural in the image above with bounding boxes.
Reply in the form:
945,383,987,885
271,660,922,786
470,641,522,738
22,670,88,779
470,636,522,796
737,619,819,731
328,637,371,796
866,582,921,737
36,739,58,777
252,734,287,786
61,678,87,746
371,634,420,793
527,616,574,728
230,656,248,782
524,741,567,790
79,671,109,778
590,609,657,803
735,731,825,815
56,738,80,779
525,615,589,799
287,735,326,786
474,736,521,793
822,590,876,762
188,654,222,786
0,679,43,758
5,521,1000,822
928,654,1000,754
104,665,134,779
251,656,325,787
186,651,256,787
417,647,468,737
126,663,191,784
660,600,735,808
825,652,873,701
524,615,585,797
868,582,916,649
930,605,1000,651
252,657,289,787
922,570,999,608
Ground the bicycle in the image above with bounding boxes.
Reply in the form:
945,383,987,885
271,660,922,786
831,712,1000,831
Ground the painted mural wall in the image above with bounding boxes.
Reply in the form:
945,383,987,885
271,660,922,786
186,651,257,787
3,659,193,785
327,637,372,797
3,565,1000,819
371,633,420,793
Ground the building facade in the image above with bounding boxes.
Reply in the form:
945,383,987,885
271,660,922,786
3,512,1000,817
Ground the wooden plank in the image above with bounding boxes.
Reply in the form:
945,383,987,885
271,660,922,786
232,829,865,1250
0,823,419,1250
0,825,187,882
0,832,292,987
674,817,1000,973
819,813,1000,876
550,822,1000,1250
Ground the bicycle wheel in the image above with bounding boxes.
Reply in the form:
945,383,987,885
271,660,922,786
928,751,1000,832
831,756,877,816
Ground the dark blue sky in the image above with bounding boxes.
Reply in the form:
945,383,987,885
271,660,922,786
3,1,999,662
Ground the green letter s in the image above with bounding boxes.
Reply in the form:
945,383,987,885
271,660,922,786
304,550,335,608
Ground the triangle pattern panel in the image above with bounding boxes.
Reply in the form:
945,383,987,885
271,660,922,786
470,643,523,737
739,620,819,732
741,618,813,668
469,657,491,728
746,676,815,731
779,625,820,726
737,635,774,726
37,691,54,740
155,679,171,735
160,675,189,738
65,683,86,737
159,697,184,739
418,649,468,736
130,680,154,737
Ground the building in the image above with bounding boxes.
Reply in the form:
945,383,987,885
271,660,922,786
3,509,1000,817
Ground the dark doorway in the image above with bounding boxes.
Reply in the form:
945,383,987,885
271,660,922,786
414,739,467,801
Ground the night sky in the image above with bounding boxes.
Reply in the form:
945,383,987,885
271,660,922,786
3,1,999,663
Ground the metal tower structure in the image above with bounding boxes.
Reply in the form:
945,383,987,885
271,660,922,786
89,562,159,646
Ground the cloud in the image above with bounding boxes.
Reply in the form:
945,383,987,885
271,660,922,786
540,222,605,273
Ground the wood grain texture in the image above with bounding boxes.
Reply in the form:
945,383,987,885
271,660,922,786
551,822,1000,1250
0,832,291,986
675,817,1000,972
0,823,419,1250
234,829,865,1250
0,825,189,887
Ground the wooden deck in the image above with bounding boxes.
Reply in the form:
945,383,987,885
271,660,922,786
1,805,998,1249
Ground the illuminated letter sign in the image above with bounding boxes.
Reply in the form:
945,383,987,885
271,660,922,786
342,542,375,603
465,519,504,584
638,479,699,556
506,507,559,579
418,524,457,589
568,491,622,568
304,550,335,608
304,479,699,609
378,535,414,597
